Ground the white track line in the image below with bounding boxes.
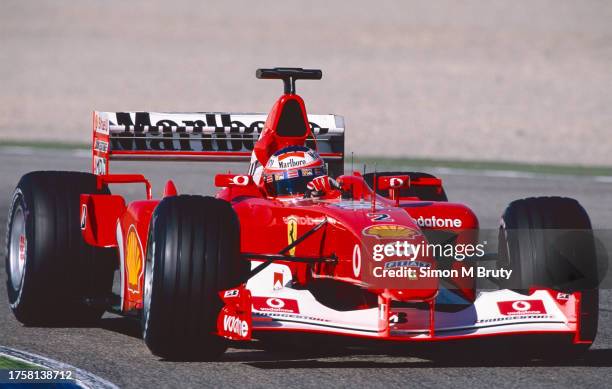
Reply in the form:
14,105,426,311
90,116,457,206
0,346,118,389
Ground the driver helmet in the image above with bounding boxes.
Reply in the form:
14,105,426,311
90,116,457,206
262,145,327,196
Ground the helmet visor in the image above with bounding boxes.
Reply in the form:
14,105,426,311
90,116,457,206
264,167,326,196
271,176,312,196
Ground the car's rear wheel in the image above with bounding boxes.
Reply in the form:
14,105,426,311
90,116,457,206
363,171,447,201
498,196,599,352
142,195,248,360
5,171,117,325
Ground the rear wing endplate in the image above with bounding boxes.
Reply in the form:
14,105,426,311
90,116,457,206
92,111,344,176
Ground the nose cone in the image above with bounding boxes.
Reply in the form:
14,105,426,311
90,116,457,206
361,229,439,301
322,204,439,301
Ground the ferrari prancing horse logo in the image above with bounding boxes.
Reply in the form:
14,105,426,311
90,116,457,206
286,217,298,256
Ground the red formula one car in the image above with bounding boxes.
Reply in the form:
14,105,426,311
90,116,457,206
5,68,599,360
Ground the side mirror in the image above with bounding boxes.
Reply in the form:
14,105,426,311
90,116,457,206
377,175,410,191
377,175,410,205
214,174,254,188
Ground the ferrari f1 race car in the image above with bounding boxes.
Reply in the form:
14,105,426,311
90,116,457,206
6,68,600,360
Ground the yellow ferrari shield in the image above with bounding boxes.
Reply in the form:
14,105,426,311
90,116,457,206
286,217,298,256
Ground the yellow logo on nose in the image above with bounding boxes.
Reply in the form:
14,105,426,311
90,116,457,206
362,224,417,239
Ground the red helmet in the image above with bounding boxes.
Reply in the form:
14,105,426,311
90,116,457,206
262,146,326,196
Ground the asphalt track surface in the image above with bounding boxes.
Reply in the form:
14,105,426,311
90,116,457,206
1,147,612,388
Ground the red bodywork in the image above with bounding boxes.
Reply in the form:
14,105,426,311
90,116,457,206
81,84,587,346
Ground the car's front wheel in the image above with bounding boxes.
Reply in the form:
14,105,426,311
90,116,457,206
498,196,599,353
141,195,248,360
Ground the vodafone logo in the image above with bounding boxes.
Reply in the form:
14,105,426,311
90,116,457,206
223,315,249,338
512,301,531,311
230,175,250,186
416,216,462,229
389,177,405,188
252,297,299,313
353,244,361,278
266,298,285,309
497,300,546,316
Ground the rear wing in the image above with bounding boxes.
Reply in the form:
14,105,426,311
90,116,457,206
92,111,345,176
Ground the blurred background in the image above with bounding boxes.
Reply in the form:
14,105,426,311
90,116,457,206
1,0,611,166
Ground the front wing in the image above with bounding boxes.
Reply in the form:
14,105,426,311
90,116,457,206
218,262,584,343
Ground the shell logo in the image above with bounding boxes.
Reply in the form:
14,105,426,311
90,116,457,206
362,224,417,239
125,225,144,293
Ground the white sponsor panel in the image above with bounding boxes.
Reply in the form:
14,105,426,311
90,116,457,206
266,148,321,170
246,262,292,294
252,297,300,313
94,156,107,175
95,111,344,159
105,112,341,133
94,139,109,153
94,112,110,135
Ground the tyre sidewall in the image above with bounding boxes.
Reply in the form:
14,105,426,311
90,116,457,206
6,189,32,312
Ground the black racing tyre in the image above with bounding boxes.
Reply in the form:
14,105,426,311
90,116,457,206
363,171,448,201
142,195,248,360
498,196,599,347
5,171,117,326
